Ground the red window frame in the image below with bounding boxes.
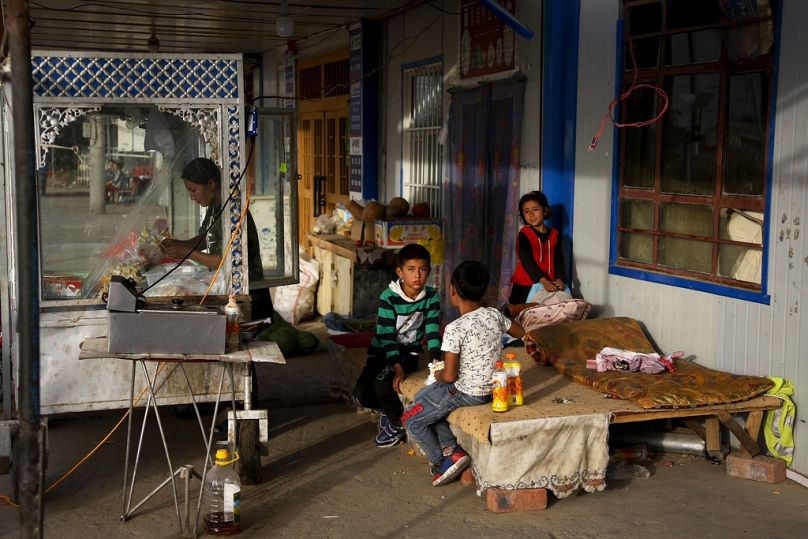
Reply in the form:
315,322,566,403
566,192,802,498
616,0,776,291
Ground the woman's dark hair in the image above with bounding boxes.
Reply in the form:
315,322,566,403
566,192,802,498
518,190,552,224
451,260,489,302
181,157,221,187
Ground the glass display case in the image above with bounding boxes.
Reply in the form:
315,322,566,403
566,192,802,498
0,51,298,414
37,103,222,301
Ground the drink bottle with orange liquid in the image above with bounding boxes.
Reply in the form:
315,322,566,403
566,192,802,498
504,352,524,406
491,360,509,412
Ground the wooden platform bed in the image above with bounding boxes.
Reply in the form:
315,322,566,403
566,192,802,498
400,317,782,512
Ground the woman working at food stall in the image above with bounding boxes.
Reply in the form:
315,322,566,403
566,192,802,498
159,157,273,320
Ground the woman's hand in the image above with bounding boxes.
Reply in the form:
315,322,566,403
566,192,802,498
553,279,566,291
160,239,190,260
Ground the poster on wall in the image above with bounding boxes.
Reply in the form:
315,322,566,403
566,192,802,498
459,0,516,79
284,50,296,109
349,25,363,194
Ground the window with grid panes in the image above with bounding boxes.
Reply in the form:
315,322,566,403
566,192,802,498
615,0,776,294
402,61,443,217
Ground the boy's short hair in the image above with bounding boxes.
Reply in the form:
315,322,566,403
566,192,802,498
397,243,431,267
451,260,489,301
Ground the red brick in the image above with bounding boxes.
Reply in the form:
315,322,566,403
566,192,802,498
460,467,476,487
726,452,786,484
485,488,548,513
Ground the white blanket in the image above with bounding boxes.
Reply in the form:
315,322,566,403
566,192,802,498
452,413,609,499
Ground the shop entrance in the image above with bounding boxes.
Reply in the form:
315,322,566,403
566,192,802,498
296,51,350,247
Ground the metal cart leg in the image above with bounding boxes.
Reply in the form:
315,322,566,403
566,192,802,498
228,361,268,484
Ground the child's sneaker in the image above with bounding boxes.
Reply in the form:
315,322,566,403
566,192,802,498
431,448,470,486
378,413,392,434
375,423,406,447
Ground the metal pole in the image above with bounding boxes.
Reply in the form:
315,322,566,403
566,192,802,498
476,0,535,40
8,0,44,536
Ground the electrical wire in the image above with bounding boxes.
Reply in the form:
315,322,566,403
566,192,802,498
0,361,169,508
425,0,461,16
1,106,260,509
589,35,669,151
138,140,255,296
199,139,256,304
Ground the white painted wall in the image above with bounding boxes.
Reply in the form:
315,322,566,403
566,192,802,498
575,0,807,475
381,0,543,204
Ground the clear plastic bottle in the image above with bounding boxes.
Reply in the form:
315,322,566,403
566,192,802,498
202,448,242,535
224,295,241,353
491,360,509,413
504,353,524,406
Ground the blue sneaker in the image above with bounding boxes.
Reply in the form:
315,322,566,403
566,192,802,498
431,448,470,486
375,423,406,447
378,413,392,434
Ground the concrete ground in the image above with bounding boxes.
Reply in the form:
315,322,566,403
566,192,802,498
2,320,808,538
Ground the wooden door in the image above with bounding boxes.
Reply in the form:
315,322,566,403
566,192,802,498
296,49,350,250
325,110,350,213
298,111,324,247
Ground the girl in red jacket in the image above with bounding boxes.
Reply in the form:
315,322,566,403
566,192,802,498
508,190,567,305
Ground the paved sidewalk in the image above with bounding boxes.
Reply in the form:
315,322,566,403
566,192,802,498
2,400,808,538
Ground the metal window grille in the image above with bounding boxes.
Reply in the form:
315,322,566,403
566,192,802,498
402,62,443,217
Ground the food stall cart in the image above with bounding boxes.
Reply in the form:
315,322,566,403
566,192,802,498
0,50,298,470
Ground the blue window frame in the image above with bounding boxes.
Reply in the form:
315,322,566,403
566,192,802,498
610,0,780,304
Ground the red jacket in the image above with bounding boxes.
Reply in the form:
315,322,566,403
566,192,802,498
511,225,559,285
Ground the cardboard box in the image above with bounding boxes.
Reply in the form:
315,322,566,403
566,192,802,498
374,218,442,249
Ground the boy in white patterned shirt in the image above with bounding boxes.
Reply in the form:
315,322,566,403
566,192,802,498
401,260,525,486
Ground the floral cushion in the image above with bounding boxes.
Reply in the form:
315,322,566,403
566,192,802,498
529,317,774,409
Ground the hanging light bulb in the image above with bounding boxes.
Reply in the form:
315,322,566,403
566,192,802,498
276,0,294,38
147,29,160,53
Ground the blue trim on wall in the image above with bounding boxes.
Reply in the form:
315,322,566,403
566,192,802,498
361,19,381,200
608,21,626,279
608,264,771,303
606,4,783,306
760,0,784,303
541,0,580,278
399,56,443,195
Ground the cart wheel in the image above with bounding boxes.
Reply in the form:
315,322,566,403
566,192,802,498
236,419,263,485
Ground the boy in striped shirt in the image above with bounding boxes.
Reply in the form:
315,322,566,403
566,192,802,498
352,244,442,447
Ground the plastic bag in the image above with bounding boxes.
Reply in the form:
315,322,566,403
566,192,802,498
143,273,211,297
270,250,320,324
312,212,342,235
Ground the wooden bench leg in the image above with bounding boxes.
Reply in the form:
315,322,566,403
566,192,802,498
744,411,764,444
683,418,706,442
705,416,722,460
717,412,760,458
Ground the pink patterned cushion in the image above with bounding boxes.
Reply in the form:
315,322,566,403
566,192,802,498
515,299,592,333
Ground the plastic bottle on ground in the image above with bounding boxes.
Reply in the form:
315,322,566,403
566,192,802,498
202,447,242,535
610,444,650,463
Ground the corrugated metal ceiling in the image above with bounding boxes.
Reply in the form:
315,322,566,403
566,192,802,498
14,0,416,54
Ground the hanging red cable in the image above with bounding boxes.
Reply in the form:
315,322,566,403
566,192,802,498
589,35,670,151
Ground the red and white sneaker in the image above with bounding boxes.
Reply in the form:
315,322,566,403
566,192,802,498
431,448,470,486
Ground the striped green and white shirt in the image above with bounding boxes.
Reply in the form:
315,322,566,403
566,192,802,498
368,280,441,365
